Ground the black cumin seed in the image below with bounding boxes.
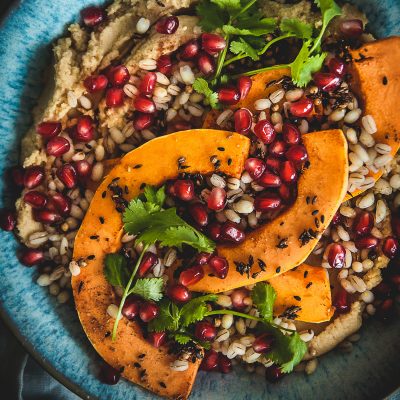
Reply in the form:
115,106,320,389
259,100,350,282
90,235,99,240
99,216,105,224
138,354,146,359
321,215,325,223
124,185,129,194
140,369,147,378
227,158,232,165
312,195,317,204
312,209,319,215
159,382,167,388
101,191,106,198
134,362,141,368
277,238,288,249
294,295,301,301
217,147,225,151
315,218,320,228
276,266,281,273
306,282,313,289
134,164,142,169
306,196,310,204
85,143,93,150
383,76,388,85
258,259,266,270
252,271,261,279
78,281,84,293
304,160,311,169
279,221,284,226
105,331,111,338
140,183,146,189
303,270,309,278
87,254,95,260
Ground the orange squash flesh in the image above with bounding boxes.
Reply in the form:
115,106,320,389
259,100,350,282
72,130,250,400
190,130,348,296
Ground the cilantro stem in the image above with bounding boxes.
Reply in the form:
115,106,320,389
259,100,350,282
112,243,150,341
232,0,258,19
258,33,295,56
214,34,230,80
232,62,290,78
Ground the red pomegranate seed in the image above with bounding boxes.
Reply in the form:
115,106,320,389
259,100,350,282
56,164,77,189
197,52,216,76
133,112,153,130
382,236,399,259
146,331,167,348
218,354,232,373
81,6,105,27
280,161,297,184
99,363,120,385
201,33,226,55
258,171,281,188
10,166,25,187
195,321,217,342
269,140,287,158
290,98,313,117
207,187,227,211
139,72,157,95
234,108,252,135
106,88,125,108
231,288,250,310
75,116,94,142
157,54,173,76
46,136,70,156
208,222,222,241
23,191,47,209
108,65,130,87
353,211,374,236
218,87,240,105
334,287,349,314
374,282,392,298
139,302,159,322
285,144,308,162
194,252,212,265
331,211,342,226
254,193,281,212
34,209,62,224
254,120,276,144
265,365,284,382
327,57,346,78
51,193,71,216
36,121,62,139
313,72,341,92
134,95,156,114
155,16,179,34
172,121,192,131
220,221,245,243
253,333,274,353
201,350,219,371
279,183,297,204
84,74,108,93
265,157,281,173
122,296,140,320
282,123,300,145
237,76,252,100
355,235,379,250
391,214,400,238
74,160,92,178
189,203,209,227
173,179,195,201
245,157,266,179
339,19,363,37
377,298,395,321
208,255,229,279
24,166,44,189
138,252,159,277
167,284,191,303
20,248,44,266
0,210,16,231
179,265,204,286
327,243,346,268
180,39,199,60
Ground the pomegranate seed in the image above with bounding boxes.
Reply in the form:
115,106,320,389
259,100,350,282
46,136,70,156
122,296,140,320
231,288,250,310
279,183,297,204
209,255,229,279
382,236,399,259
157,54,173,76
180,39,199,60
391,214,400,238
280,161,297,183
327,57,346,77
339,19,363,37
51,193,71,216
138,252,159,277
218,87,240,105
237,76,252,100
84,74,108,93
173,121,192,131
245,157,265,179
57,164,77,189
146,331,167,348
24,191,47,209
108,65,130,87
282,123,300,145
254,120,276,144
81,6,105,27
328,243,346,268
377,298,395,321
173,179,195,201
106,88,125,108
20,248,44,266
24,166,44,189
10,166,25,187
36,121,62,139
258,170,281,188
197,52,216,76
355,235,379,250
133,112,153,130
0,210,16,231
195,321,217,342
179,265,204,286
234,108,252,134
389,274,400,287
74,160,92,178
313,72,341,92
265,365,284,382
269,140,287,157
253,333,274,353
207,187,226,211
99,363,120,385
334,287,349,314
75,116,94,142
218,354,232,373
155,16,179,34
285,144,308,163
134,95,156,114
194,252,212,265
374,282,392,299
220,221,245,243
290,98,313,117
167,284,191,303
189,203,208,227
265,157,281,173
254,193,281,212
34,209,62,224
353,211,374,236
331,211,342,226
139,302,159,322
201,350,219,371
201,33,226,55
208,222,222,241
139,72,157,95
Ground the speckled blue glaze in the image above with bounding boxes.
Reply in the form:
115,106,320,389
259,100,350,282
0,1,399,399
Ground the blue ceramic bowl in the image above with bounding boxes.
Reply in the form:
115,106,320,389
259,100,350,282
0,1,399,399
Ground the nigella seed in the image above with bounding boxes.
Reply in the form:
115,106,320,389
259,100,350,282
277,238,288,249
78,281,84,293
159,382,167,388
382,76,388,85
276,266,281,273
280,221,284,226
306,282,313,288
315,218,320,228
294,295,301,301
134,362,141,368
252,271,261,278
99,216,105,224
258,259,266,270
312,195,317,204
320,215,325,223
134,164,142,169
304,270,309,278
90,235,99,240
138,354,146,359
227,158,232,165
87,255,95,260
102,191,107,198
306,196,310,204
105,331,111,338
218,147,225,151
140,183,146,189
312,210,319,215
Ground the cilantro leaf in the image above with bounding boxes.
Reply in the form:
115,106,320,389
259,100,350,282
143,185,166,210
211,0,242,13
180,294,218,328
251,282,276,322
104,253,130,288
172,332,193,345
196,0,228,31
223,21,275,36
280,18,313,39
230,38,260,61
193,78,219,109
148,299,181,332
128,278,164,301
